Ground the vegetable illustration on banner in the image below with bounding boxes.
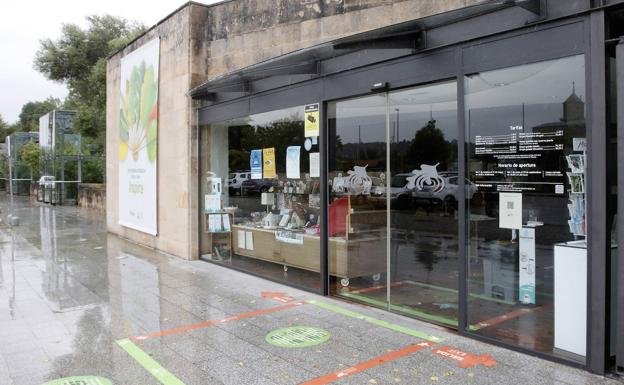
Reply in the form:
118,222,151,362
118,38,159,235
250,149,263,179
263,148,276,178
304,103,319,137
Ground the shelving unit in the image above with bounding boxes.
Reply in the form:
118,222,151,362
203,211,233,260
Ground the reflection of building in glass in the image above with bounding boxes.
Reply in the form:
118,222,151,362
531,85,585,153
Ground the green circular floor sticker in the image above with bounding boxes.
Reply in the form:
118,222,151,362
266,326,330,348
42,376,113,385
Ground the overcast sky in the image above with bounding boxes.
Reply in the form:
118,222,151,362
0,0,220,124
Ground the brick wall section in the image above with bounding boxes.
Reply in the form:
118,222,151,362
107,0,480,260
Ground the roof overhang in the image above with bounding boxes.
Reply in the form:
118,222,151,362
189,0,545,101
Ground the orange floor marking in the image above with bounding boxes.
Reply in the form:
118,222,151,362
299,341,435,385
131,301,306,341
474,305,547,330
261,291,295,302
432,346,497,368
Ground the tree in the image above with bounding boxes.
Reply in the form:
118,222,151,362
34,15,145,142
0,153,8,178
0,114,15,143
19,141,44,177
18,97,62,131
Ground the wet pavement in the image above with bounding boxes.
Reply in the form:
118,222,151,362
0,193,621,385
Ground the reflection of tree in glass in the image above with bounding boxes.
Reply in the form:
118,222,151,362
408,120,453,171
414,245,439,272
231,116,306,173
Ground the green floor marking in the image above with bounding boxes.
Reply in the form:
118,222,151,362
116,338,186,385
308,300,444,343
266,326,331,348
340,291,503,331
402,280,517,306
339,291,459,327
43,377,112,385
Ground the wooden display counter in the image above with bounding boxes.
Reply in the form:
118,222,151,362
232,224,386,279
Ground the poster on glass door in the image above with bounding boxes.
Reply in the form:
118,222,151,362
118,38,159,235
519,227,536,304
304,103,319,137
250,149,262,179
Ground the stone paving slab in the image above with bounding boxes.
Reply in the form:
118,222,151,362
0,195,622,385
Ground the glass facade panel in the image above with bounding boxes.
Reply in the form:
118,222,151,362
388,82,459,326
327,82,459,327
328,95,389,301
199,105,321,292
465,55,587,361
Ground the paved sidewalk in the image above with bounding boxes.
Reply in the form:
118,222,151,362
0,194,621,385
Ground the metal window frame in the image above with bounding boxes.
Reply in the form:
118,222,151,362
616,36,624,375
194,10,611,373
587,9,609,375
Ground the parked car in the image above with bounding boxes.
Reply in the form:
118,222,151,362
411,173,477,211
241,178,279,196
369,175,413,209
228,172,250,195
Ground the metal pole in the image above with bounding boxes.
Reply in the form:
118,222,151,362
386,94,391,308
395,108,400,142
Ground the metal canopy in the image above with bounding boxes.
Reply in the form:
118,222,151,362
188,0,544,100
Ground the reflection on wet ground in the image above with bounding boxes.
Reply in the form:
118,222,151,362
0,194,620,385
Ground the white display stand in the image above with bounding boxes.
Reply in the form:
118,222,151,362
554,240,587,358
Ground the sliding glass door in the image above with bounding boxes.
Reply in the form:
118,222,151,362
328,81,459,327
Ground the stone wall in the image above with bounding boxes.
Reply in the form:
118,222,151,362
107,5,195,259
78,184,106,211
107,0,479,260
190,0,481,84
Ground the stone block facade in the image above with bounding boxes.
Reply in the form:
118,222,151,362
106,0,479,260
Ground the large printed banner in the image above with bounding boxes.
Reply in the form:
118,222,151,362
118,38,159,235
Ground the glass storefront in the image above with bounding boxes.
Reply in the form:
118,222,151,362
465,55,587,361
199,106,321,291
196,14,608,368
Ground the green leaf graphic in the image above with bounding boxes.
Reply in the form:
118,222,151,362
146,119,157,162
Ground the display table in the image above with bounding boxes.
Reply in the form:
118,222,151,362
231,224,386,279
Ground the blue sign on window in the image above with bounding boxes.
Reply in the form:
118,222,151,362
250,149,262,179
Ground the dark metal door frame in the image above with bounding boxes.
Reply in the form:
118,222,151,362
616,36,624,375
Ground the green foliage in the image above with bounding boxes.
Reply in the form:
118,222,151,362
19,141,44,177
0,153,8,178
0,115,8,131
18,97,62,131
0,115,16,143
34,15,145,143
82,160,105,183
